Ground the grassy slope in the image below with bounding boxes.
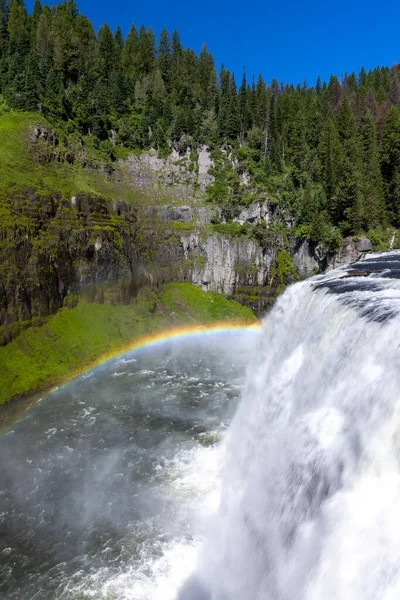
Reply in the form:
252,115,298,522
0,283,257,405
0,113,257,405
0,111,136,204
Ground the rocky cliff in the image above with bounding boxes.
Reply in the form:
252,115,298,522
0,118,375,344
122,148,374,312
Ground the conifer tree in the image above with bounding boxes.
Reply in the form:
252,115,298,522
287,103,309,186
337,96,356,141
0,0,8,83
157,28,171,85
198,43,216,110
0,0,397,239
319,116,341,210
36,4,52,62
136,25,155,74
381,106,400,223
238,71,249,137
66,0,78,17
7,0,29,58
316,74,322,95
388,67,400,107
114,25,124,56
31,0,42,28
121,23,138,75
170,29,182,90
97,23,115,77
360,109,385,226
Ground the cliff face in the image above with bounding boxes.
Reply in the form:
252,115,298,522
0,129,374,344
0,192,141,344
122,149,373,313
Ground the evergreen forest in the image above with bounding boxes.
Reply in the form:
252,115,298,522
2,0,400,246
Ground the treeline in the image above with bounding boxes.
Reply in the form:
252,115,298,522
1,0,400,240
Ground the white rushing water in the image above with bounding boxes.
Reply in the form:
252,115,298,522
3,251,400,600
177,251,400,600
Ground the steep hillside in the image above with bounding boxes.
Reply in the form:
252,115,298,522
0,111,384,350
0,282,255,405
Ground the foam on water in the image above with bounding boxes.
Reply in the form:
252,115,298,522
177,251,400,600
8,252,400,599
67,441,223,600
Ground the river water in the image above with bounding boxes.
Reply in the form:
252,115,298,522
0,332,258,599
4,250,400,600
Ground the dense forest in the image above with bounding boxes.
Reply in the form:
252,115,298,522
1,0,400,246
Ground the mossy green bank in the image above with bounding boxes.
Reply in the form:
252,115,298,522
0,112,135,203
0,283,257,406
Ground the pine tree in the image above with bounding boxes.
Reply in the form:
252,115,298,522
198,43,216,110
7,0,29,58
51,2,79,79
381,106,400,223
254,74,268,129
24,51,40,110
157,28,171,85
43,67,64,117
121,23,138,75
238,70,249,137
287,99,309,187
328,75,342,112
360,109,385,227
337,96,356,141
31,0,42,28
97,23,115,76
114,25,124,57
319,116,341,211
136,25,155,74
149,67,166,116
171,29,182,90
336,137,364,231
226,95,240,141
388,67,400,107
162,95,173,131
36,4,52,62
0,0,8,76
316,74,322,95
358,66,367,88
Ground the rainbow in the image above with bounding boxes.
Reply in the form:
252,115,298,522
53,321,262,392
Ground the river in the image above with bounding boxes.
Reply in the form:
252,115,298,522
0,331,258,599
3,250,400,599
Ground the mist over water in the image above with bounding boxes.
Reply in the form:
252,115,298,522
179,251,400,600
3,251,400,600
0,333,257,599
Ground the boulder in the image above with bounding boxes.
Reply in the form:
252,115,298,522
356,237,373,252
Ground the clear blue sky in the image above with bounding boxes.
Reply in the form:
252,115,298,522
27,0,399,86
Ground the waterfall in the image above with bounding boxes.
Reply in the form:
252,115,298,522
178,251,400,600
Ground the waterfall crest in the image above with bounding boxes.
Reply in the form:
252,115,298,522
179,251,400,600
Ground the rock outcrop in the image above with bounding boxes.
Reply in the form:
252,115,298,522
324,237,374,271
0,192,141,344
121,145,214,203
0,144,376,343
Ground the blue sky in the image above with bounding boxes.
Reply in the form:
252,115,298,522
27,0,399,86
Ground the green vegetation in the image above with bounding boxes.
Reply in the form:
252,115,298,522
0,0,398,244
0,0,398,408
0,111,134,203
171,220,196,232
212,221,250,237
272,251,300,294
0,283,256,405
